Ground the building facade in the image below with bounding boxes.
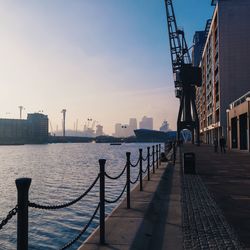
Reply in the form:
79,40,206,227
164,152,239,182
27,113,49,143
96,125,104,137
227,91,250,151
194,0,250,144
0,113,48,144
139,116,153,130
129,118,137,136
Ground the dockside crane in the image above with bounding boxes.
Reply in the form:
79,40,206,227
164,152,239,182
164,0,202,145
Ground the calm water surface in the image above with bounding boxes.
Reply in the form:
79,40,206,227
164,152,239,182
0,143,158,249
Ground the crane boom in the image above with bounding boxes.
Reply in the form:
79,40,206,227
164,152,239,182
165,0,191,73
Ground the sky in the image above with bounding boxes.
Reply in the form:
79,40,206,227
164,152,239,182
0,0,214,135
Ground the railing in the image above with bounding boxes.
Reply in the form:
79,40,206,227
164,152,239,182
0,143,174,250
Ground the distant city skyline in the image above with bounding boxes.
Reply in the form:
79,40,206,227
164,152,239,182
0,1,214,135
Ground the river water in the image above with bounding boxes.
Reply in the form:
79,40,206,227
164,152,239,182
0,142,159,250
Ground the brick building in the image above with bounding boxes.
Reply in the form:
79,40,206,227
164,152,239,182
193,0,250,144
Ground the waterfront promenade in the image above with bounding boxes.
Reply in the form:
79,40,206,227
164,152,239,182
79,155,182,250
182,144,250,249
79,144,249,249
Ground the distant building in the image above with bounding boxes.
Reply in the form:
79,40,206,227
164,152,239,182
96,125,104,137
128,118,137,136
192,20,211,67
139,116,153,130
113,123,130,137
0,113,48,144
114,123,122,137
0,119,28,144
193,0,250,144
159,121,170,132
27,113,48,143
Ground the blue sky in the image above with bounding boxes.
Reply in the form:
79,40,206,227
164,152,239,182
0,0,214,134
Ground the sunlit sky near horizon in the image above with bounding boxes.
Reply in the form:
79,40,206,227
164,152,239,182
0,0,214,135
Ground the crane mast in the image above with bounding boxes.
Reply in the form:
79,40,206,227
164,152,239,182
164,0,201,145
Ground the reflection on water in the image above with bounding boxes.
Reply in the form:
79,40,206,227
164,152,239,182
0,143,158,250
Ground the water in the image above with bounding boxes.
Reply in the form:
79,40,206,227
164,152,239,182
0,143,158,250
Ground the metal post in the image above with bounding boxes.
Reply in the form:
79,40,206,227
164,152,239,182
16,178,31,250
152,146,155,174
126,152,131,209
156,145,159,169
159,144,161,166
173,143,176,165
99,159,106,245
147,147,150,181
139,149,143,191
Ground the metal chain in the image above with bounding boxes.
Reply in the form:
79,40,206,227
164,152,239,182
142,155,148,161
105,164,127,180
149,160,154,168
105,183,127,204
0,206,18,230
130,171,140,184
142,166,148,174
29,175,100,210
60,203,100,250
130,158,140,168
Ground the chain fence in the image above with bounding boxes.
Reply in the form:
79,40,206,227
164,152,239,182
1,143,173,249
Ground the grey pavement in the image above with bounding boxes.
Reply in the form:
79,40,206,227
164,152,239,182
78,153,182,250
182,144,250,249
79,144,250,250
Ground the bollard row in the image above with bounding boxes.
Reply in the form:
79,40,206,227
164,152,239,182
10,144,163,250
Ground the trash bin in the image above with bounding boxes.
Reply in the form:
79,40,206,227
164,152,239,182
183,152,196,174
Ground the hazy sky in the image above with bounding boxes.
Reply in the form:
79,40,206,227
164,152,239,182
0,0,214,135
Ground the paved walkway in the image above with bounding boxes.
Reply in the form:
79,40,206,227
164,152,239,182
182,144,250,249
79,144,250,250
78,154,182,250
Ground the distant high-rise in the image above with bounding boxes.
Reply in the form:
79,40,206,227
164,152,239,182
139,116,153,130
114,123,122,137
129,118,137,136
96,125,103,137
114,123,130,137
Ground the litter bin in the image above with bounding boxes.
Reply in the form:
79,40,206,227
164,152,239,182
183,152,196,174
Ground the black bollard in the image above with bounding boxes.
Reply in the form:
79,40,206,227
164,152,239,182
147,147,150,181
16,178,32,250
159,144,161,166
139,149,143,191
99,159,106,245
152,146,155,174
173,143,176,165
126,152,131,209
156,145,159,169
